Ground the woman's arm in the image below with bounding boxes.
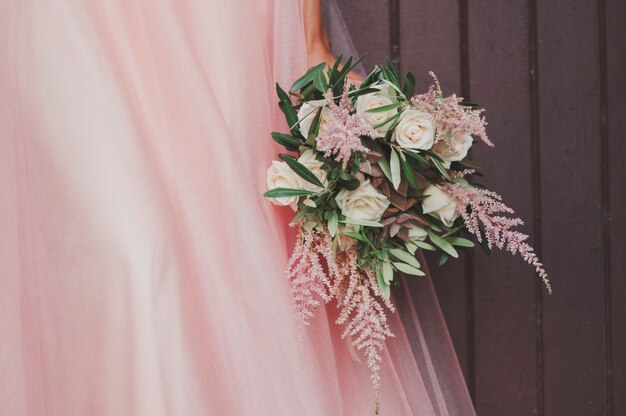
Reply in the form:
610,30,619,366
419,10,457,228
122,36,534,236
302,0,362,82
302,0,333,67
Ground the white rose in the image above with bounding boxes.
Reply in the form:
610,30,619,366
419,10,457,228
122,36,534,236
432,135,473,167
335,180,390,222
266,161,302,210
392,109,436,150
407,226,428,241
297,99,328,139
421,185,460,227
297,149,327,191
355,83,397,132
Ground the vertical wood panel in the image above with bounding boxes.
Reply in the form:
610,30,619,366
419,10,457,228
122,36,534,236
467,1,538,414
537,1,607,414
606,0,626,413
335,0,389,69
398,0,474,391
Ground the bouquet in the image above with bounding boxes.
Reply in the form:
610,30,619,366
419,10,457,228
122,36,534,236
264,56,551,411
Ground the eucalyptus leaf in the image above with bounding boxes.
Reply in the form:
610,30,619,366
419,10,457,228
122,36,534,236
365,101,403,113
446,236,475,248
413,240,437,251
390,147,401,190
290,62,326,92
328,211,338,237
400,156,418,189
271,132,302,151
392,262,426,276
342,231,368,243
263,188,316,198
313,70,328,93
279,154,324,189
376,268,391,300
405,241,418,255
428,231,459,258
389,248,420,269
438,252,450,266
340,218,384,228
382,261,394,285
431,156,451,179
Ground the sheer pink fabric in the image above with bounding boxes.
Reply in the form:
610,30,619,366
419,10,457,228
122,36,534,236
0,1,474,415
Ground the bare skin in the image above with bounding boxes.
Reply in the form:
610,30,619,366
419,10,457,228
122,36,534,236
303,0,363,84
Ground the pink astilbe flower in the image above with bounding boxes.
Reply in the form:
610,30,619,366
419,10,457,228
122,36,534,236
315,91,379,169
286,228,394,414
411,72,493,149
287,228,338,323
444,183,552,293
333,250,394,414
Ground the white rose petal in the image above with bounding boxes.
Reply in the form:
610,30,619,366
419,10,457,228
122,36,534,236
355,83,397,132
422,185,460,227
297,149,327,191
392,109,436,150
266,161,302,211
297,99,328,139
335,180,390,222
432,135,473,167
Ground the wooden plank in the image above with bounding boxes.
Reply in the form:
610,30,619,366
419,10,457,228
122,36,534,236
537,1,607,414
335,0,389,70
466,1,539,415
606,0,626,413
398,0,474,391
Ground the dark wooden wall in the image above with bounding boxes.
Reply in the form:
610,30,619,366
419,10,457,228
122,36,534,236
337,1,626,414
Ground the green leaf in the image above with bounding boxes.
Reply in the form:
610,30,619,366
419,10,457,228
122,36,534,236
339,178,360,191
327,54,343,85
313,70,328,93
333,55,366,90
413,240,437,251
291,208,312,222
405,242,418,255
263,188,316,198
382,261,394,285
390,147,401,190
400,156,418,189
342,231,369,243
279,154,324,189
389,248,420,269
276,84,301,137
328,211,338,237
373,111,402,129
361,65,382,89
404,150,429,165
457,159,482,169
290,62,327,92
376,268,391,300
431,156,450,179
392,262,426,276
365,101,403,113
438,252,450,266
271,132,302,151
340,217,384,228
376,152,393,183
428,231,459,258
402,72,416,98
445,237,475,248
349,87,381,99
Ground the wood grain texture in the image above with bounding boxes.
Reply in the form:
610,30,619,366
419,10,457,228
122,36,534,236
467,1,539,414
537,1,607,414
398,0,474,390
335,0,389,69
335,0,624,413
606,0,626,413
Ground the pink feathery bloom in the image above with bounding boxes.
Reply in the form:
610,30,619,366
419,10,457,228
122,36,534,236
315,91,379,169
286,228,394,412
444,183,552,293
411,81,493,149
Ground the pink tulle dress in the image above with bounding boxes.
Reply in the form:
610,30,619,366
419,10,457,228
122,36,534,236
0,1,474,415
